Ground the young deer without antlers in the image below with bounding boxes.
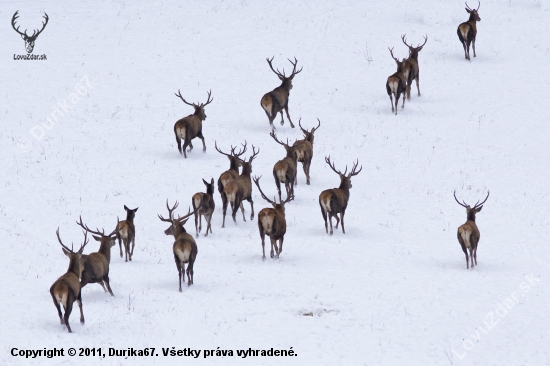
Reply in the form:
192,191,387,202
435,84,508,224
293,118,321,185
192,178,215,237
50,228,88,333
76,217,117,296
270,131,305,201
261,57,303,130
401,34,428,99
215,141,247,228
12,11,48,53
224,146,260,224
253,176,294,260
158,200,198,291
116,205,138,262
457,1,481,61
319,156,362,235
174,90,213,158
386,48,408,115
454,190,489,269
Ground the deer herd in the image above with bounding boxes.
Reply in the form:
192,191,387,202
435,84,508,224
49,3,489,332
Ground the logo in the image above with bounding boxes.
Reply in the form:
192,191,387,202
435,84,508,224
12,10,48,59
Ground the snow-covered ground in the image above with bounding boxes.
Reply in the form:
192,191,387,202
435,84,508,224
1,0,549,364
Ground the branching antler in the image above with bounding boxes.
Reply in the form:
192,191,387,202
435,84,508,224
253,176,276,205
287,57,303,78
325,156,343,176
76,216,116,237
202,90,214,107
473,191,490,209
270,131,288,147
299,118,321,135
465,1,480,11
349,159,362,177
56,227,88,254
175,90,195,107
158,199,180,222
12,11,49,39
388,47,400,62
266,57,285,78
11,11,25,37
454,190,489,208
248,145,260,162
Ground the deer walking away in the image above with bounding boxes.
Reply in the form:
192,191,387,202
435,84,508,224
173,90,213,158
270,131,305,202
454,190,489,269
386,48,408,115
401,34,427,99
457,1,481,60
192,178,216,237
116,205,138,262
215,141,247,228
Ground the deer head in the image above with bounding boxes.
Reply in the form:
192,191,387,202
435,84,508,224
465,1,481,21
157,200,196,237
454,190,489,222
253,176,294,211
215,141,247,169
325,156,362,189
238,145,260,175
401,34,428,58
175,90,213,121
270,131,306,160
12,11,48,54
266,57,303,89
298,118,321,144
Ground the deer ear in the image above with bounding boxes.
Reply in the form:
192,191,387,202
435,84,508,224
465,8,471,13
134,207,139,212
476,206,483,212
211,178,214,185
62,248,71,257
92,235,102,242
180,218,189,226
124,205,129,211
278,75,284,81
203,178,208,185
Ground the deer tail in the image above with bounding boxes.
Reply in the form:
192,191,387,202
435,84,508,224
261,95,272,117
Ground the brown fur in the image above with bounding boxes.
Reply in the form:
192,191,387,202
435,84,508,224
50,229,88,333
457,3,481,60
261,57,303,129
116,205,138,262
386,48,408,115
454,190,489,269
224,146,260,224
173,90,213,158
292,118,320,185
401,34,427,99
158,201,198,291
253,176,293,260
192,178,216,237
270,132,305,201
319,157,362,235
215,142,247,228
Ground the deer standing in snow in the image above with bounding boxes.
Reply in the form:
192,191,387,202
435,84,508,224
386,48,407,115
116,205,138,262
192,178,215,237
270,131,305,201
401,34,428,99
457,1,481,61
454,190,489,269
173,90,213,158
215,141,247,228
293,118,320,185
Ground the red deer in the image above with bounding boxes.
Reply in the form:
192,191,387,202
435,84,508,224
319,156,362,235
270,131,305,201
260,57,303,130
192,178,215,237
11,11,48,53
116,205,138,262
158,200,197,291
224,146,260,223
401,34,428,99
454,190,489,269
457,1,481,61
173,90,213,158
386,48,408,115
253,176,294,260
215,141,247,228
76,217,117,296
293,118,321,185
49,228,88,333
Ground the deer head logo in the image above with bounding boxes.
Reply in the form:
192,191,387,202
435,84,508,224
12,11,49,54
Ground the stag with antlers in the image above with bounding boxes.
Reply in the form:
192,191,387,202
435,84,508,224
215,141,247,228
76,217,118,296
401,34,428,99
11,11,48,53
173,90,213,158
158,200,198,291
49,228,88,333
224,146,260,224
293,118,321,185
319,156,362,235
386,48,408,115
457,1,481,61
270,131,306,201
261,57,303,130
253,176,294,260
454,190,489,269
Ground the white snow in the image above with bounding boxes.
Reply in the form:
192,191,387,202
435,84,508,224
1,0,549,364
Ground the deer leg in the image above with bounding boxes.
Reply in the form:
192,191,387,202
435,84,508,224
279,237,284,256
401,88,405,108
284,105,295,128
197,131,207,152
98,280,107,292
328,214,334,235
181,140,188,158
187,261,194,286
279,110,285,126
239,202,246,222
259,225,266,261
389,94,395,113
341,209,346,234
63,296,74,333
176,136,182,154
474,246,478,265
416,72,421,96
472,38,476,57
103,275,115,296
77,292,85,324
248,197,254,220
321,207,328,234
207,213,213,235
270,237,276,258
221,193,228,228
117,235,123,258
175,255,182,292
51,292,64,325
124,239,129,262
130,235,135,260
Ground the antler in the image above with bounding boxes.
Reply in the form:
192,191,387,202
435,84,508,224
234,141,247,157
418,35,428,48
158,199,179,222
175,89,195,107
76,216,116,237
473,190,490,209
248,145,260,162
348,159,362,177
11,11,25,37
298,118,307,134
175,207,196,222
266,56,285,78
299,118,321,135
215,141,233,157
253,176,277,205
325,156,343,176
270,131,288,147
287,57,303,78
465,1,479,11
388,47,400,62
401,34,412,48
202,90,214,107
313,118,321,132
32,13,49,39
453,191,470,208
56,227,88,254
